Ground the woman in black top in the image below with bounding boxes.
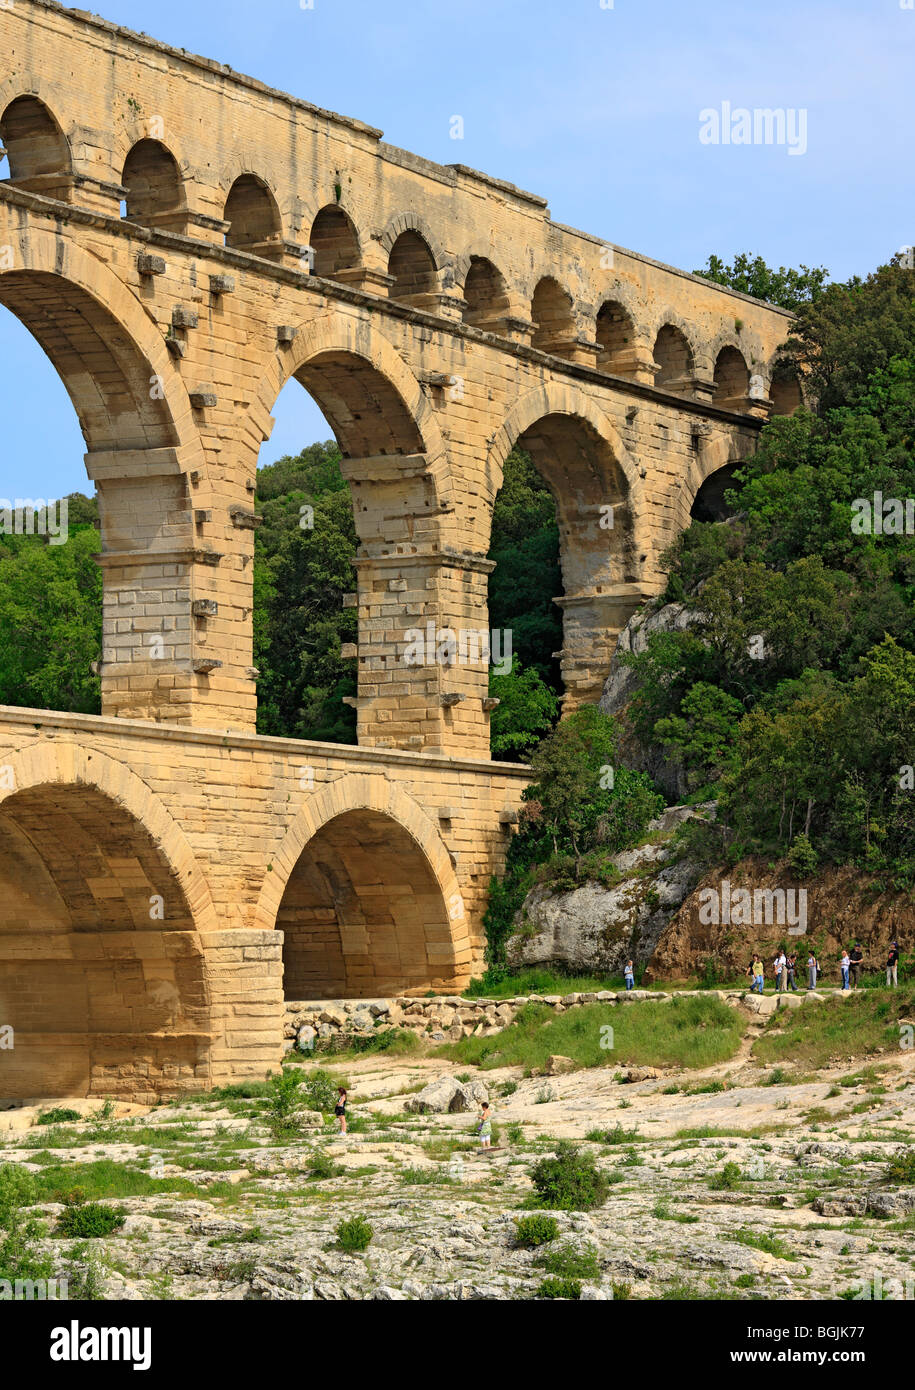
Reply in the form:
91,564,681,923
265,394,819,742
334,1087,347,1135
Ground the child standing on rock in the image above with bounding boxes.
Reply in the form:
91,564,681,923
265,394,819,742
477,1101,492,1151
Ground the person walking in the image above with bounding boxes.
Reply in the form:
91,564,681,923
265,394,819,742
807,951,819,991
624,959,635,992
786,952,798,992
886,941,899,989
849,942,864,990
840,949,851,991
334,1086,348,1135
752,954,765,994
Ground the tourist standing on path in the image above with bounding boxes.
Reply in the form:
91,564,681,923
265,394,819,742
886,941,899,988
786,953,798,991
334,1086,347,1135
849,942,864,990
775,949,787,992
752,955,765,994
477,1101,492,1150
624,959,635,991
840,950,851,991
807,951,819,990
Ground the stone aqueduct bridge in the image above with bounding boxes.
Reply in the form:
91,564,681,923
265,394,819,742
0,1,794,1099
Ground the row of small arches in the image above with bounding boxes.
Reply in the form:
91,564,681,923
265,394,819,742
0,94,801,412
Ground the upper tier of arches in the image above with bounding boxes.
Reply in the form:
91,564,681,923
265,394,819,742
0,90,801,412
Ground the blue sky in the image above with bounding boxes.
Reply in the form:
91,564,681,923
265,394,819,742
2,0,914,500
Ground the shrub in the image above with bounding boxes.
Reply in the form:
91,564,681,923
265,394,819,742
265,1067,305,1139
709,1161,743,1191
302,1070,341,1114
588,1123,642,1145
305,1149,341,1181
335,1216,373,1253
58,1203,126,1238
514,1214,559,1248
37,1108,81,1126
886,1148,915,1184
536,1275,581,1299
528,1140,609,1211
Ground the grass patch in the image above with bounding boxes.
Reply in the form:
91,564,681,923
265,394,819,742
440,995,744,1072
752,988,915,1070
32,1160,197,1203
727,1228,796,1261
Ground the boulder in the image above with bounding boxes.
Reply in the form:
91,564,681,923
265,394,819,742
404,1075,488,1114
623,1066,661,1083
296,1025,317,1052
544,1055,576,1076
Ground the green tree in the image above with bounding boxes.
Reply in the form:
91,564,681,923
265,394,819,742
693,252,829,310
0,523,101,713
488,662,559,761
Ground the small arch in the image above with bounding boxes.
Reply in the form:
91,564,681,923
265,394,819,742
0,94,71,196
224,174,283,256
595,299,637,374
309,204,361,281
388,230,437,302
653,323,694,392
530,276,577,355
713,345,751,408
462,255,511,332
770,374,803,416
122,138,185,229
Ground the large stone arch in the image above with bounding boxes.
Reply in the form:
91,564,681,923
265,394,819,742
0,742,218,932
0,743,216,1100
671,428,753,532
254,773,468,996
487,381,639,504
0,221,203,464
252,310,445,466
0,217,213,722
487,382,646,711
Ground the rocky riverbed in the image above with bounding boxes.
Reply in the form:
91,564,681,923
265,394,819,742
2,993,914,1302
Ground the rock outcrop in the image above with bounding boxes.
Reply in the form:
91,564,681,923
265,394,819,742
505,806,709,975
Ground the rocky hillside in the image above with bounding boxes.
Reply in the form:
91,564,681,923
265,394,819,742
505,805,708,976
647,859,912,983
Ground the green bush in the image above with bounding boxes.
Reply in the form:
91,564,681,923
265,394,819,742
528,1140,609,1211
57,1202,126,1238
335,1215,373,1253
37,1108,81,1126
536,1275,581,1300
302,1069,341,1114
514,1214,559,1248
265,1067,306,1139
305,1149,341,1181
886,1148,915,1184
709,1161,743,1191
